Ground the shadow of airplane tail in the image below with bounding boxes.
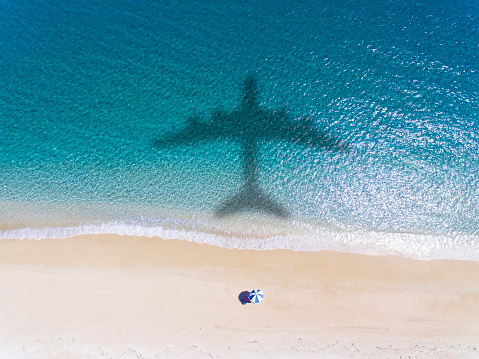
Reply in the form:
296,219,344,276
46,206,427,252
214,183,290,218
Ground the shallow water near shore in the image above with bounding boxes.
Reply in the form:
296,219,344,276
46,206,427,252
1,0,478,260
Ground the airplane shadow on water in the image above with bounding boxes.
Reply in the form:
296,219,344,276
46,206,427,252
154,76,348,218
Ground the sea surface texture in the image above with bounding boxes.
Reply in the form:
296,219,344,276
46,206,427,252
1,0,478,260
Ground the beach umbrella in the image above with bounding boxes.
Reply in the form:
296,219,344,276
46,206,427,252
248,289,264,304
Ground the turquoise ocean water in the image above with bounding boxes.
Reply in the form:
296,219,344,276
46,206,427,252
1,0,478,260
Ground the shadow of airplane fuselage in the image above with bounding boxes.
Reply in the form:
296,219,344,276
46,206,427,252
155,76,347,218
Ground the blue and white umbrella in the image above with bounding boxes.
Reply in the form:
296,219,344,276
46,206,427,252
248,289,264,304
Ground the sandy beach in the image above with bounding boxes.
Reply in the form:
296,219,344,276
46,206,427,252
1,235,478,358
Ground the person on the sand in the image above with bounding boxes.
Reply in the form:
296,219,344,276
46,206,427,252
238,291,251,305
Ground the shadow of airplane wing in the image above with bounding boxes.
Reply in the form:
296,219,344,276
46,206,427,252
154,113,231,147
214,183,290,218
266,112,349,152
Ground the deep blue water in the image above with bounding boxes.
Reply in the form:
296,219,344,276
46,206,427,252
1,0,478,260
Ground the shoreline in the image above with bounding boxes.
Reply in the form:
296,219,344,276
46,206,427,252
2,222,479,262
1,235,479,358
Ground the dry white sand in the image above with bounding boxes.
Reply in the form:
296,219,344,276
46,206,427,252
1,235,478,358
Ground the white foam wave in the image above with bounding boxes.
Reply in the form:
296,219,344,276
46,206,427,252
1,220,479,262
